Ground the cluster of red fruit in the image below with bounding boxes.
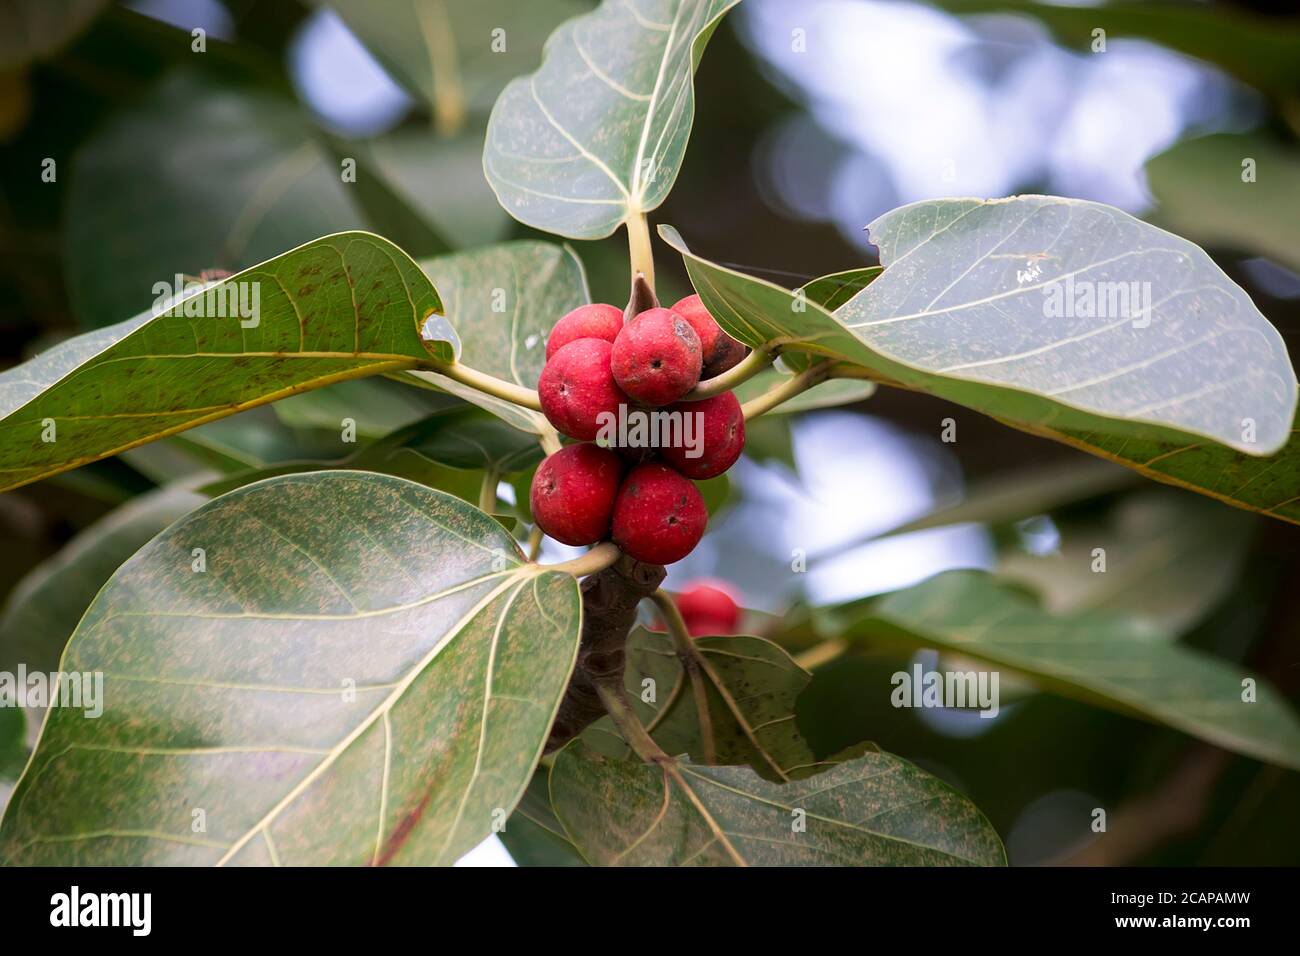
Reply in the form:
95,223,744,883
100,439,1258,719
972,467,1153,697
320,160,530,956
530,294,748,565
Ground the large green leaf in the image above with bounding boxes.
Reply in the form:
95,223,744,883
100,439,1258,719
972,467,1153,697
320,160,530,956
192,408,534,502
483,0,740,238
272,377,455,441
406,241,590,432
838,571,1300,771
879,459,1137,539
0,471,582,865
0,486,203,681
374,406,543,473
800,266,883,312
0,231,453,494
590,628,833,781
314,0,589,130
0,0,107,68
65,70,372,328
661,194,1300,518
999,490,1255,635
926,0,1300,96
688,196,1297,453
500,772,586,867
1046,422,1300,525
550,739,1006,866
1146,133,1300,273
360,130,512,249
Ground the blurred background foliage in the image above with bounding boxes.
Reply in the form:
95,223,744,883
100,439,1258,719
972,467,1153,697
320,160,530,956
2,0,1300,865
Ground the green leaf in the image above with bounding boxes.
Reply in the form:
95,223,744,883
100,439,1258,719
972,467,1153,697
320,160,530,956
0,708,25,783
733,369,875,415
0,486,204,681
405,240,590,432
313,0,589,128
483,0,740,238
842,570,1300,771
368,406,544,473
877,458,1138,539
925,0,1300,96
272,377,456,441
191,408,527,502
0,471,582,865
168,408,349,475
0,0,107,68
0,231,452,494
1146,133,1300,273
600,629,832,782
499,772,586,867
360,130,512,249
800,266,882,312
999,490,1255,635
742,414,796,470
550,739,1006,865
667,196,1297,456
65,70,372,328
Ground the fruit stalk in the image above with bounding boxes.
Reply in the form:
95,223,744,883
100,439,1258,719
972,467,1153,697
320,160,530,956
426,360,543,410
682,346,775,400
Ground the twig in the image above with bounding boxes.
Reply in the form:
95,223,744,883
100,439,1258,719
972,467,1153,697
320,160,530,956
424,360,542,411
544,555,667,752
650,590,717,764
741,360,831,420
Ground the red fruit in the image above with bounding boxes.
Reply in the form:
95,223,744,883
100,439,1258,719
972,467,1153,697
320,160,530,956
660,391,744,480
612,463,707,564
530,443,623,546
610,307,702,406
672,294,749,378
676,580,742,636
546,303,623,360
539,338,629,441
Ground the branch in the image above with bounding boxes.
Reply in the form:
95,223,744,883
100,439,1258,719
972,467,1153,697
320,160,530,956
650,590,717,764
544,554,667,752
424,360,543,411
595,680,670,764
538,424,563,456
740,359,831,420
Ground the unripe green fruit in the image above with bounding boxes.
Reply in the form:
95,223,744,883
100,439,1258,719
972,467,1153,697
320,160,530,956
660,391,744,480
671,294,749,378
538,338,628,440
610,307,703,406
530,443,623,546
546,303,623,360
611,462,707,564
